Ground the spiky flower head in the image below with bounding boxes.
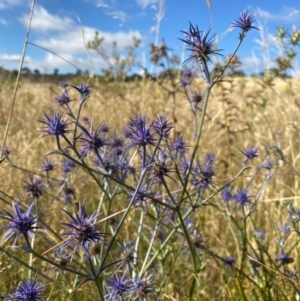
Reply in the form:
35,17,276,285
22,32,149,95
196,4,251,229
125,115,155,149
41,159,55,172
105,274,131,301
191,153,215,191
234,188,251,207
153,115,173,137
55,90,71,106
231,10,259,33
77,123,108,158
221,186,233,203
241,146,258,164
60,202,105,255
71,83,91,102
6,277,45,301
23,176,44,199
1,202,39,246
40,111,70,137
180,23,222,63
276,252,294,265
131,275,154,300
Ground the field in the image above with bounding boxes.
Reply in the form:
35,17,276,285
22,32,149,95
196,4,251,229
1,73,300,300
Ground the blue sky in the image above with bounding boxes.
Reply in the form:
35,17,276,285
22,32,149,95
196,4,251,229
0,0,299,75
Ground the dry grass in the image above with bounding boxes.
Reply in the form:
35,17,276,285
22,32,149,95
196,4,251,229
1,74,300,299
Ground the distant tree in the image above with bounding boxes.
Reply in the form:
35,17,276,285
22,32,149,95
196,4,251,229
87,31,140,79
53,68,59,76
33,69,41,76
21,67,31,75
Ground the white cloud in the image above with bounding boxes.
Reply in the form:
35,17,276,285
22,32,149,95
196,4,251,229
136,0,159,9
95,0,127,23
18,5,74,32
33,27,142,55
256,7,300,22
0,0,24,10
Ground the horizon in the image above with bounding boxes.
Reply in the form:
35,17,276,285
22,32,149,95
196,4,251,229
0,0,299,77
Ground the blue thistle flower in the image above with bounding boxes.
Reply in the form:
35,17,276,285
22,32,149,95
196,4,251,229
190,90,202,105
60,202,105,255
41,159,55,172
224,256,235,266
263,159,273,170
40,111,70,137
71,83,91,102
180,23,222,63
221,186,233,203
172,133,186,155
6,277,45,301
1,202,39,246
105,274,131,301
153,115,173,137
276,252,294,265
77,123,108,158
280,223,290,234
131,275,154,300
62,157,76,173
241,146,258,164
231,10,259,33
129,187,150,207
23,176,44,199
149,151,173,184
125,115,155,149
191,154,215,191
234,188,251,207
55,90,71,106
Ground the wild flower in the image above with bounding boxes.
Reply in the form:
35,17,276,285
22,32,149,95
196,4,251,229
60,202,105,255
241,146,258,164
1,202,39,246
6,277,45,301
71,83,91,101
262,159,273,170
131,275,154,300
54,249,71,267
149,151,173,184
109,133,124,150
129,187,150,207
41,159,55,172
125,115,156,149
224,256,236,266
62,157,76,173
234,188,252,207
40,111,70,137
153,115,173,137
117,240,135,268
231,10,259,33
280,223,291,234
23,176,44,199
191,153,215,191
221,186,233,203
172,133,186,155
105,274,131,301
190,90,202,106
180,23,222,63
276,252,294,265
55,90,71,106
77,123,108,158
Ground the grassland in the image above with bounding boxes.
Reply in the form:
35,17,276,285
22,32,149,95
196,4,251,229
1,73,300,300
